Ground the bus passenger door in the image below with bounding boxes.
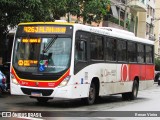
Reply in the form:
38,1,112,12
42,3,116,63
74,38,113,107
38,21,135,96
74,31,90,75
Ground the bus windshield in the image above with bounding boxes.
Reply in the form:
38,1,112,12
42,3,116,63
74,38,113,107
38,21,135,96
13,36,72,73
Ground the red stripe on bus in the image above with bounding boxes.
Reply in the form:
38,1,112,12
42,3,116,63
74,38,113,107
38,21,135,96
11,67,70,88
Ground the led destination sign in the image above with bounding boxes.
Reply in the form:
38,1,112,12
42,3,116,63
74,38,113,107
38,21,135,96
22,38,41,43
18,60,38,66
23,26,66,34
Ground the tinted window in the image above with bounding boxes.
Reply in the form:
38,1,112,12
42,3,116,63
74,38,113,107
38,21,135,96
75,40,87,61
146,45,153,63
106,38,117,61
137,44,145,63
128,42,137,62
90,35,104,60
117,40,127,61
75,31,88,62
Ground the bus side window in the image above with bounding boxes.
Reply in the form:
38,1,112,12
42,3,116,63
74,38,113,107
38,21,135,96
106,38,117,61
146,45,153,63
137,44,145,63
90,35,104,60
75,40,87,61
128,42,137,62
117,39,127,62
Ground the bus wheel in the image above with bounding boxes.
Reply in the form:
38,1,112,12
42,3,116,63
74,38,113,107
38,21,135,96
82,82,96,105
158,81,160,86
129,80,139,100
122,93,130,100
36,97,49,103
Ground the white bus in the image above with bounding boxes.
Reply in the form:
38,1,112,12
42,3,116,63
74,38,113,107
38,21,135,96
10,22,154,104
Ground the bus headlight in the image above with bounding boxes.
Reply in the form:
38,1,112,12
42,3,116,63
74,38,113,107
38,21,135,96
11,74,19,85
59,76,70,87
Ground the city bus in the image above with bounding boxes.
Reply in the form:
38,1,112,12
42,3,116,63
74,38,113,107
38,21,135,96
10,22,154,105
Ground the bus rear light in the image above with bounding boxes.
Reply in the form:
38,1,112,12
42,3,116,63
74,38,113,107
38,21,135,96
59,75,71,87
11,74,19,85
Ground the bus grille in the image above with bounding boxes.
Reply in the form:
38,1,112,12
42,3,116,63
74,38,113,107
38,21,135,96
21,88,54,96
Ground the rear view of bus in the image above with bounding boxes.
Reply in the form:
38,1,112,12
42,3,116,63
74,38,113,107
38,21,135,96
10,22,73,102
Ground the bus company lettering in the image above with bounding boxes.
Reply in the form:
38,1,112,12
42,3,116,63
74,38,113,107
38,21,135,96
90,28,109,35
111,70,116,76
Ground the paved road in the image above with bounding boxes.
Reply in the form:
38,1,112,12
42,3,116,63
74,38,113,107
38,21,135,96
0,83,160,120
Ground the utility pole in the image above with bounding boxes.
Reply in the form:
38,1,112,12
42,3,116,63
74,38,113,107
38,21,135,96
124,0,127,29
67,12,70,22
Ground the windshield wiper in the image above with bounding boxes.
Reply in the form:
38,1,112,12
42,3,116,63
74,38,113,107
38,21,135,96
42,35,58,53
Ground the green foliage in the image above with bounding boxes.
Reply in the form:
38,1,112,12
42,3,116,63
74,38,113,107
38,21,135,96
80,0,110,24
107,15,124,27
155,58,160,71
0,0,111,32
0,0,66,56
0,0,110,57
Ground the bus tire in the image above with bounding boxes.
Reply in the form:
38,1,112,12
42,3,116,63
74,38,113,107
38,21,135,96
81,82,96,105
36,97,49,103
129,80,139,100
122,93,130,100
158,81,160,86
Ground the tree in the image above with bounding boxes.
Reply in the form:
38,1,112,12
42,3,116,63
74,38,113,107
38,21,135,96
0,0,110,58
155,58,160,71
68,0,110,24
0,0,66,57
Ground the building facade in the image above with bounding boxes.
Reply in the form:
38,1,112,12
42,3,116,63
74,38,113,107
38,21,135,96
154,0,160,57
102,0,155,40
65,0,156,41
145,0,155,40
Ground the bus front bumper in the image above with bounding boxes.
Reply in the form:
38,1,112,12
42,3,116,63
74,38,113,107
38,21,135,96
11,83,90,99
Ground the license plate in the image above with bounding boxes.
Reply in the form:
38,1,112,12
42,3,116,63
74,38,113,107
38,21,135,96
31,92,42,97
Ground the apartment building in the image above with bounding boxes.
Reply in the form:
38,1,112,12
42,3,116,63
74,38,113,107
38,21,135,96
145,0,155,40
102,0,155,41
154,0,160,57
65,0,155,41
89,0,156,40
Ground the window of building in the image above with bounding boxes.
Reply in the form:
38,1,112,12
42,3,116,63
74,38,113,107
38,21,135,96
158,48,160,55
121,0,125,4
147,5,149,17
146,23,149,35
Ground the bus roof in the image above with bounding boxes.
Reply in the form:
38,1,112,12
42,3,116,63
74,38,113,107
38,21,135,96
99,27,135,37
18,22,74,26
18,22,154,45
73,24,154,45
